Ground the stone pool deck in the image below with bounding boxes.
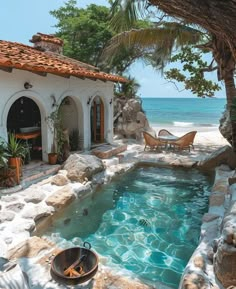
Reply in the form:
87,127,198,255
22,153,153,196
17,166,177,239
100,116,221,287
0,141,236,288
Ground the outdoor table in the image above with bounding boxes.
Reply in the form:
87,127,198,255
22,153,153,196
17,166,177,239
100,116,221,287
15,130,41,140
158,135,179,148
15,130,41,161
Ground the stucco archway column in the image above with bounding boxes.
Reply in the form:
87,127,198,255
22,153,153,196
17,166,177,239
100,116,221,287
82,100,91,150
106,97,114,144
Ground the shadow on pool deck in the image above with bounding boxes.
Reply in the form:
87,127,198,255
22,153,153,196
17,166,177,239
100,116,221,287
0,160,61,194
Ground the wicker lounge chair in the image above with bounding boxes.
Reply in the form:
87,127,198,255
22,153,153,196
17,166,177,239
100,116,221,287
142,131,165,151
158,129,175,137
171,131,197,151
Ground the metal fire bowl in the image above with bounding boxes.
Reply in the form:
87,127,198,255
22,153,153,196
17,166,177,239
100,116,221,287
50,246,98,285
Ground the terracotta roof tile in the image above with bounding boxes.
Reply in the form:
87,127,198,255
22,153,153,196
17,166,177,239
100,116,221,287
0,40,127,83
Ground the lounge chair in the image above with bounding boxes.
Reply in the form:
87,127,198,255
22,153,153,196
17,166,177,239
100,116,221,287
142,131,165,151
170,131,197,151
158,129,175,137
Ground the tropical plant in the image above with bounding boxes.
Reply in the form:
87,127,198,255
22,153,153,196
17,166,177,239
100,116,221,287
46,106,65,161
115,76,141,98
7,133,27,159
0,138,9,168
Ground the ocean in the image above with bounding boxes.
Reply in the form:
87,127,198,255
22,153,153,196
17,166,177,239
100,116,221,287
141,97,226,128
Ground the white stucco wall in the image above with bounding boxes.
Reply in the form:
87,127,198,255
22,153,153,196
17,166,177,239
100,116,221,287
0,69,114,161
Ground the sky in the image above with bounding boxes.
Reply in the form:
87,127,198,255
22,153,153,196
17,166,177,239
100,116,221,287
0,0,225,98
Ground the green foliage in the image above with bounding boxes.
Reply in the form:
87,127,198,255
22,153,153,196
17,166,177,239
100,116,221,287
0,138,9,168
50,1,113,66
7,133,27,159
115,76,140,98
46,106,65,159
165,46,221,97
50,1,152,75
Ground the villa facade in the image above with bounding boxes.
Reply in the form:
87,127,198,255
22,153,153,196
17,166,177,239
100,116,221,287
0,33,126,162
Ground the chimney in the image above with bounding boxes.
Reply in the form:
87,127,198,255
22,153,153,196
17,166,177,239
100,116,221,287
30,32,64,54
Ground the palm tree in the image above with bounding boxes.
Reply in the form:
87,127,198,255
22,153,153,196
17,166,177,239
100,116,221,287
103,21,203,73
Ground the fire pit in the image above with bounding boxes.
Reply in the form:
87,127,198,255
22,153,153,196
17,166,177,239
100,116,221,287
50,242,98,285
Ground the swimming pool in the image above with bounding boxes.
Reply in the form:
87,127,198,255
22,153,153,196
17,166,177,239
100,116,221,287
44,166,212,288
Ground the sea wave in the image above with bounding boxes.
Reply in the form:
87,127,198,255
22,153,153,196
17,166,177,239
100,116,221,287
173,121,217,127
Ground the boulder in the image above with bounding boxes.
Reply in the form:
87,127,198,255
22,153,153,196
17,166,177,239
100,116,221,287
181,272,208,289
197,145,236,170
0,211,15,223
214,198,236,287
24,188,46,204
114,98,155,141
5,202,25,213
63,154,104,182
7,236,53,259
51,173,69,186
11,218,35,233
219,108,232,145
1,195,19,203
214,240,236,287
45,185,75,211
21,204,54,221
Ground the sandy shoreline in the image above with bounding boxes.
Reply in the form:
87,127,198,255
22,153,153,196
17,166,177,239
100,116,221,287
151,124,229,148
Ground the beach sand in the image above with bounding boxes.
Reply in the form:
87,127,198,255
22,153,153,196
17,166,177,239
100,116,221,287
152,124,229,148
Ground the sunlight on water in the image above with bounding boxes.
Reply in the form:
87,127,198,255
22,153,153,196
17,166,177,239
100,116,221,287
44,166,212,288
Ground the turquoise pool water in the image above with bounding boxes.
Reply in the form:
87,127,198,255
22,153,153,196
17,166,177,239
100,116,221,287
45,166,212,288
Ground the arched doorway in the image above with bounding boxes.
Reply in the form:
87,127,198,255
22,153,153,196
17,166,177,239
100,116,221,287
91,96,104,144
7,97,42,160
60,96,80,151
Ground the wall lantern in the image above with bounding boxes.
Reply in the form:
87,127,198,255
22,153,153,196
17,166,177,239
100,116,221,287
24,82,33,89
50,94,56,107
87,96,92,105
109,98,113,105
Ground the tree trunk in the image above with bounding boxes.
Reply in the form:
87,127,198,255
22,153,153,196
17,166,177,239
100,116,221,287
209,36,236,152
219,75,236,147
225,75,236,152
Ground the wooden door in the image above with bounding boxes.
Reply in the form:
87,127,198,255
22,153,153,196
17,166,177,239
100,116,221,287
91,98,104,143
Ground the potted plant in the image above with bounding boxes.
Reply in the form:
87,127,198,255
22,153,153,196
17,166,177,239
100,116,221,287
0,138,15,187
7,133,27,184
46,106,65,164
0,137,9,169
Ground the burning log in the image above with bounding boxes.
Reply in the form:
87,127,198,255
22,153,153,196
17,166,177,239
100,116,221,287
63,255,86,277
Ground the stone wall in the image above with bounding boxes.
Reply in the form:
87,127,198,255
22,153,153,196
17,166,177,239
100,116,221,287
179,165,236,289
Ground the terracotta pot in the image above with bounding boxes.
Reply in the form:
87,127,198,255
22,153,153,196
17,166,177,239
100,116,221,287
48,153,58,165
8,157,21,184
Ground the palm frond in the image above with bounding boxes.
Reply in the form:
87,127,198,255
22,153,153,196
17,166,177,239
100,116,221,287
110,0,148,32
102,23,202,61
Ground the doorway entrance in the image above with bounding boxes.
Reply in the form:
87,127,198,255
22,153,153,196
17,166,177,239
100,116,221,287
90,96,104,144
7,97,42,160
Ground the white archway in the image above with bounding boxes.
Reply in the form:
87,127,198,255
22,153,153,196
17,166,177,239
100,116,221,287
2,90,48,161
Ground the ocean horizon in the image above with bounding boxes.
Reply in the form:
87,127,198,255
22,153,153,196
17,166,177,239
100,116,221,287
141,97,226,128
